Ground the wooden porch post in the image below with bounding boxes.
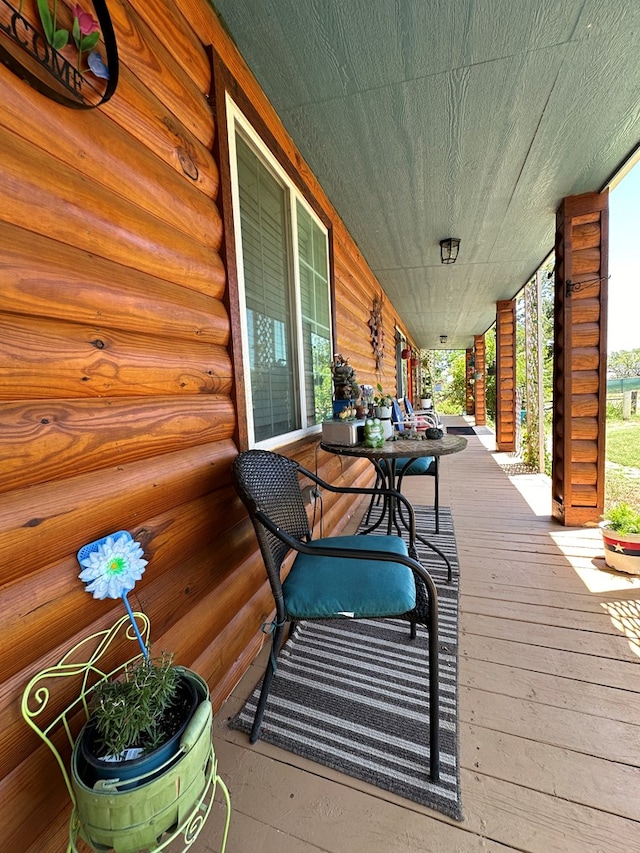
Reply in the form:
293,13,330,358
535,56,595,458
473,335,486,426
552,191,609,526
496,299,516,451
465,349,475,415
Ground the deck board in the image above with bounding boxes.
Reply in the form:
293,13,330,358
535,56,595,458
208,420,640,852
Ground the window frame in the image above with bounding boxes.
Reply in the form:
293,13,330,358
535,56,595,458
226,96,333,450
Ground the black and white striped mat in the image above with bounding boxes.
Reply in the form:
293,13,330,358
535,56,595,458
230,506,462,820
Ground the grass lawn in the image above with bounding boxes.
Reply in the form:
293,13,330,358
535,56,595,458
605,417,640,513
606,419,640,468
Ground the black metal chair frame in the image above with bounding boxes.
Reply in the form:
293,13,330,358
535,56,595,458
232,449,441,781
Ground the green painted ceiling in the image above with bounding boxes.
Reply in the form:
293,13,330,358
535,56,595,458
212,0,640,349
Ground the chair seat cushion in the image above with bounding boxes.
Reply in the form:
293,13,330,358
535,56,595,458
396,456,434,475
282,535,416,619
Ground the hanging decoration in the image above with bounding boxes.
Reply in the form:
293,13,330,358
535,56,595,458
368,295,385,370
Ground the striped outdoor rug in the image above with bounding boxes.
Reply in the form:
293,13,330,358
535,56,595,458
230,505,462,820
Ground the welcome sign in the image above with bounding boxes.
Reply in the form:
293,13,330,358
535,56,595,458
0,0,118,108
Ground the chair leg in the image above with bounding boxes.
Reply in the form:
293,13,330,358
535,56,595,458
250,622,285,743
363,470,383,525
429,601,440,782
433,458,440,535
427,599,440,781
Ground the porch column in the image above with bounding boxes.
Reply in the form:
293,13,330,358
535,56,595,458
473,335,486,426
495,299,516,451
465,349,475,415
552,191,609,526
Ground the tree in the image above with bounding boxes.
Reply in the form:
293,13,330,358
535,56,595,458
608,348,640,378
431,350,466,413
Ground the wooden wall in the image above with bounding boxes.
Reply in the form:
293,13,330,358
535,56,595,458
0,2,407,849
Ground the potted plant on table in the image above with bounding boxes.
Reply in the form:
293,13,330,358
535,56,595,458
600,502,640,574
371,383,394,439
372,383,392,419
330,353,360,416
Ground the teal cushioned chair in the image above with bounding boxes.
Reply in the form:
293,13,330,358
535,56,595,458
232,449,441,781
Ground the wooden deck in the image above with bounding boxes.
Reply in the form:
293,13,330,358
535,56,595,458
204,418,640,853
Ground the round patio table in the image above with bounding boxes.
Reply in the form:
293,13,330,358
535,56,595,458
320,434,467,579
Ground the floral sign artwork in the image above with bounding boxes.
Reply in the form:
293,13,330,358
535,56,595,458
36,1,108,76
0,0,118,108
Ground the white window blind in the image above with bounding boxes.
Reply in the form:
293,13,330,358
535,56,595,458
229,102,332,446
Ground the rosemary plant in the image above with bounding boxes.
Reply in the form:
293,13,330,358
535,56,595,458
90,651,181,759
604,502,640,535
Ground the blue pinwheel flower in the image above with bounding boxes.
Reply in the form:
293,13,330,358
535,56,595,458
79,533,147,600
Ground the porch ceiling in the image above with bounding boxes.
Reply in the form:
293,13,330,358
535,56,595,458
211,0,640,351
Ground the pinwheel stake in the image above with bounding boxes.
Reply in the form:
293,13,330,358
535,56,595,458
77,530,149,660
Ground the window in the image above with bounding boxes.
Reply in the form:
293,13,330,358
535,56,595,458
228,100,332,447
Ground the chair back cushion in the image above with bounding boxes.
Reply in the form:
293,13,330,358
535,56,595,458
395,456,435,475
283,535,416,619
391,399,405,433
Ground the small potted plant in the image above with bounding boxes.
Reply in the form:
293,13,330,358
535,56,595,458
331,353,359,416
372,383,392,418
420,372,433,410
78,650,200,788
372,383,394,439
600,502,640,574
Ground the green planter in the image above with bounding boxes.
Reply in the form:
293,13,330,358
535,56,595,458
71,668,213,853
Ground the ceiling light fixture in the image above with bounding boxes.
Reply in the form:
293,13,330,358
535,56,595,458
439,238,460,265
440,335,447,344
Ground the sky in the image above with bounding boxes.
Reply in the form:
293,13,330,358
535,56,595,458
608,162,640,353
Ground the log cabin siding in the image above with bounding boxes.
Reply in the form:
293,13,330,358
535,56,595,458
552,192,608,525
495,299,516,452
0,2,409,848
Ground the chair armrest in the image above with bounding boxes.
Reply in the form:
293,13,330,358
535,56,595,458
297,463,416,523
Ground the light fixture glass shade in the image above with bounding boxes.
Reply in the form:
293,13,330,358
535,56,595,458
440,238,461,264
439,335,447,344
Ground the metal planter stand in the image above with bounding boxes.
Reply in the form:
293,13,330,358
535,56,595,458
22,614,231,853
